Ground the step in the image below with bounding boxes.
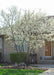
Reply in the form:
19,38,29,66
40,56,54,60
39,60,54,64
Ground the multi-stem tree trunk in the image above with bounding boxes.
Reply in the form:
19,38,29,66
9,25,18,53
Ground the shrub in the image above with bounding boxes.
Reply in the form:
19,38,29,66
10,52,27,63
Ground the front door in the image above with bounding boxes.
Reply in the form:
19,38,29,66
45,40,51,56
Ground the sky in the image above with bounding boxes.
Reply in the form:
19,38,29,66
0,0,54,15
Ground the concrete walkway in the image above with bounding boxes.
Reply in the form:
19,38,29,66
37,64,54,68
31,64,54,68
39,68,54,75
31,64,54,75
37,64,54,75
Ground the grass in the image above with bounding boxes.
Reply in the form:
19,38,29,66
0,69,44,75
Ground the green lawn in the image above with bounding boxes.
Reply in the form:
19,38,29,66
0,69,44,75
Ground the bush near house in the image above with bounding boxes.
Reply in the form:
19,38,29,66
10,52,27,63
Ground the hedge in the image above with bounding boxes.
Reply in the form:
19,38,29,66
10,52,27,63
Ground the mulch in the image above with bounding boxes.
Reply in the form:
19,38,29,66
0,65,48,71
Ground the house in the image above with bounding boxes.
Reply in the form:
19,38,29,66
0,34,16,62
35,16,54,64
0,16,54,64
36,39,54,64
1,34,54,64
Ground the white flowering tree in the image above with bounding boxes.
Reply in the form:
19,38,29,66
0,6,54,53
